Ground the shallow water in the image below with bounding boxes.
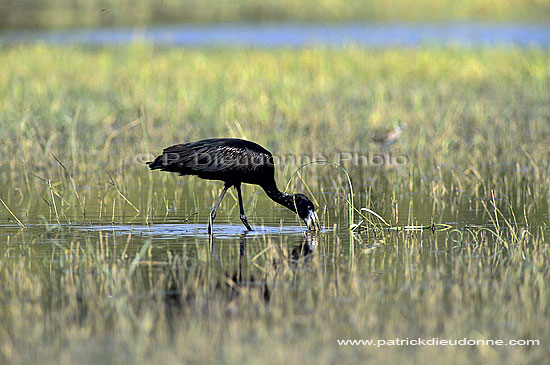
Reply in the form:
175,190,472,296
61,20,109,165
1,23,550,47
83,223,314,239
1,180,543,263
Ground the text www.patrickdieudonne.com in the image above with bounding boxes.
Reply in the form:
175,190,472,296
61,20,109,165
336,338,540,347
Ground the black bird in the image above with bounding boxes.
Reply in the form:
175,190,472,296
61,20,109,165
147,138,320,233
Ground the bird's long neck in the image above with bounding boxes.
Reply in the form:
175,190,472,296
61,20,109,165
261,181,296,213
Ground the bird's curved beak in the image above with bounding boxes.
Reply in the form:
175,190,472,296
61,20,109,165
305,210,321,231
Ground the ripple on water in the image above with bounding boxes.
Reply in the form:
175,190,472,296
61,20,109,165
81,223,322,240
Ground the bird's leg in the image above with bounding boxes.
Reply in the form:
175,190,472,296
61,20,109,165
236,184,253,231
208,184,229,234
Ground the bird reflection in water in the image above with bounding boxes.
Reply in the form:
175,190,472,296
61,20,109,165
163,232,319,317
290,232,318,263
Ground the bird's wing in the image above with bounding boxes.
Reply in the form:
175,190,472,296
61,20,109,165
186,143,271,174
148,141,272,176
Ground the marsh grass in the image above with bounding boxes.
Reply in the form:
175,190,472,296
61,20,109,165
0,45,549,363
1,0,550,30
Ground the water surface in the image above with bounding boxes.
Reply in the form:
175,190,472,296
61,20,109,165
1,23,549,47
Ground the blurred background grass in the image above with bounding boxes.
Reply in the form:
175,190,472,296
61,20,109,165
1,45,549,203
1,0,550,30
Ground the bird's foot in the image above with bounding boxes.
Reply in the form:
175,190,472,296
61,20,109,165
240,214,253,231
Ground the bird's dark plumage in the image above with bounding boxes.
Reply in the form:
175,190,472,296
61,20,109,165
148,138,274,185
147,138,320,233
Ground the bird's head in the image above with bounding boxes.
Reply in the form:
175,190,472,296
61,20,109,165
292,194,320,231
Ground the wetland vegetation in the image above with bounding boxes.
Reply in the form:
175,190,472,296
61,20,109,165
0,45,549,363
2,0,550,30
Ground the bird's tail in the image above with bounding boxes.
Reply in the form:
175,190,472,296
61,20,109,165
146,156,164,170
146,144,193,174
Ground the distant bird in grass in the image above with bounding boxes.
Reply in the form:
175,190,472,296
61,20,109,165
369,119,405,146
147,138,320,234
